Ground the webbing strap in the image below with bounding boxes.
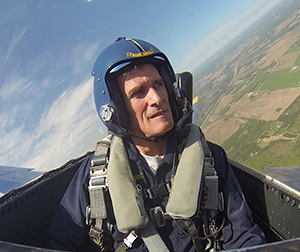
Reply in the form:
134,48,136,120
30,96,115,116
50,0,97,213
89,187,106,227
115,223,169,252
139,222,170,252
89,156,108,230
87,136,112,249
115,243,128,252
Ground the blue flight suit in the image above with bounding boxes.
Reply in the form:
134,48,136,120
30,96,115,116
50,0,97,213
46,132,266,251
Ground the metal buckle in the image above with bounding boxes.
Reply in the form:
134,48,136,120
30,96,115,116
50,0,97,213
205,156,214,168
90,175,107,188
86,205,91,225
91,154,107,166
146,181,171,199
89,167,108,189
124,232,138,248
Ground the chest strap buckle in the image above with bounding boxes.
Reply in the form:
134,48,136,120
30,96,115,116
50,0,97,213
124,231,138,248
145,181,172,199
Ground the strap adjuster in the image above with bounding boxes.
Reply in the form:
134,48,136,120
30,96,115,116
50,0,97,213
145,181,171,199
89,167,108,189
90,175,107,188
124,232,138,248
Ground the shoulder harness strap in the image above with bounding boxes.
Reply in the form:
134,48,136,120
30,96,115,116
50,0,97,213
174,125,225,252
200,129,224,213
87,134,114,251
198,128,225,251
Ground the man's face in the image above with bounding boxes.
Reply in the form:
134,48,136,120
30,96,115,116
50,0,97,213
117,64,174,138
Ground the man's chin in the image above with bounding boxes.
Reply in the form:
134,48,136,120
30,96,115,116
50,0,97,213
146,124,174,138
129,121,174,139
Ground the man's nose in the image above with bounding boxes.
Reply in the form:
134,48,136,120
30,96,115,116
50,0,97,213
148,87,162,105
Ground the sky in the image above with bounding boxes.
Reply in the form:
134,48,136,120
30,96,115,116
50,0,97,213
0,0,283,172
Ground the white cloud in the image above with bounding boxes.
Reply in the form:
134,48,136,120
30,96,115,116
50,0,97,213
72,42,100,75
0,40,106,172
25,49,55,77
6,25,28,59
0,77,105,171
0,51,104,171
0,75,34,102
21,77,105,171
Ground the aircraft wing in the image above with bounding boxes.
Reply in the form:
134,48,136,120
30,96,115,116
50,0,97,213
0,166,42,197
264,165,300,192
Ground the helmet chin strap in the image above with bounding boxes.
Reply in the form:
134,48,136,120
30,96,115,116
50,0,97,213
129,126,176,143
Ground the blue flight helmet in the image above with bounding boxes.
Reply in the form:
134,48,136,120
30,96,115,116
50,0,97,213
92,37,181,137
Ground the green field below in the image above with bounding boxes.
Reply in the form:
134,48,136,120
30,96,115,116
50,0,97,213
285,38,300,54
295,54,300,66
259,68,300,90
194,3,300,172
220,95,300,171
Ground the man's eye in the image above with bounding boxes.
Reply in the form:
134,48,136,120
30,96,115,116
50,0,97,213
131,89,145,98
155,82,164,88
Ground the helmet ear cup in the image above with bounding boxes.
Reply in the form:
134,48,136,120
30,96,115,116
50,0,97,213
105,77,129,131
99,105,115,123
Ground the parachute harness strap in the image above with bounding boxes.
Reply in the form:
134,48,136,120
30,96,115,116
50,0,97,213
197,129,225,251
87,135,114,251
171,127,225,252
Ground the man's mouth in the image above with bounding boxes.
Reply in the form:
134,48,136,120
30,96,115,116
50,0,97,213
150,110,165,119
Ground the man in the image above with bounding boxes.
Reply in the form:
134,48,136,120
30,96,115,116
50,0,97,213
116,63,173,155
46,37,265,251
